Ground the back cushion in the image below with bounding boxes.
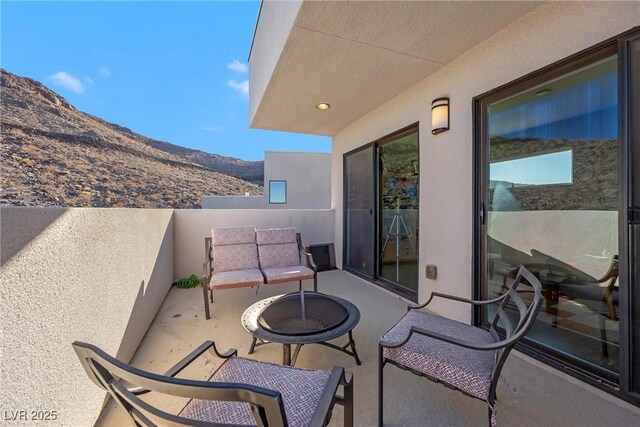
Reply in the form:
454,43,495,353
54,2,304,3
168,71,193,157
213,226,257,246
256,228,300,268
212,226,259,272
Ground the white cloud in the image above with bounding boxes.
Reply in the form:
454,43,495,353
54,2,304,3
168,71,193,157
203,125,223,132
99,67,111,77
84,76,95,85
227,79,249,97
48,71,84,94
227,59,248,73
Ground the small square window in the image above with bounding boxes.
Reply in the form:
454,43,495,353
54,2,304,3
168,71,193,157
269,181,287,204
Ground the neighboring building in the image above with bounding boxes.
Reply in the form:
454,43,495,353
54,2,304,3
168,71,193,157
249,1,640,407
202,151,331,209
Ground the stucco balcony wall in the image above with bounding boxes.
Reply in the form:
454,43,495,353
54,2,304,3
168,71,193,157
0,207,174,426
0,206,335,426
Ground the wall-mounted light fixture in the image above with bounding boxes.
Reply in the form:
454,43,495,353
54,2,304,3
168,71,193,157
431,97,450,135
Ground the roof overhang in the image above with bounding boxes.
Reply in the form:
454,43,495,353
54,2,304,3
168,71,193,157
249,0,543,136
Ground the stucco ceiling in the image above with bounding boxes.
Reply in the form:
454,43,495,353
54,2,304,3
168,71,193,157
250,1,543,136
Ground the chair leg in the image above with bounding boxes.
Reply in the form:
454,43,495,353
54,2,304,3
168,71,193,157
299,280,302,291
249,337,257,354
344,372,354,427
202,283,211,320
313,273,318,292
378,345,384,427
487,399,497,427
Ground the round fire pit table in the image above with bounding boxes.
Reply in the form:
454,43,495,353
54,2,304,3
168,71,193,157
242,291,361,366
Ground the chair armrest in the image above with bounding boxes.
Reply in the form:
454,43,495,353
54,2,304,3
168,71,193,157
301,249,318,272
202,261,210,283
409,291,506,311
308,366,350,427
298,241,318,272
380,324,522,351
204,237,212,277
131,341,237,396
165,340,237,377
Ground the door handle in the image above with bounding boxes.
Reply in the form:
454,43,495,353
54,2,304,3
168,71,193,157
480,201,487,225
629,207,640,225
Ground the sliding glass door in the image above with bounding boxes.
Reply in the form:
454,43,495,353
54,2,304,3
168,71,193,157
378,131,419,294
476,30,640,402
344,145,375,277
477,45,622,382
344,124,419,300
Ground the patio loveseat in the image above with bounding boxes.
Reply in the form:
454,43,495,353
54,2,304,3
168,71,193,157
202,226,317,319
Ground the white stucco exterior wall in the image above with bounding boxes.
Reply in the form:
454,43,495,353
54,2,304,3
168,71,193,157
173,208,335,280
0,207,174,426
202,151,331,209
249,0,302,124
331,2,639,323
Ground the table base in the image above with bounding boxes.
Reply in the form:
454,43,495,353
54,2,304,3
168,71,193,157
248,330,362,367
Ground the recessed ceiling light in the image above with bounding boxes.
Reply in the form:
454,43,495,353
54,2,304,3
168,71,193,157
315,103,330,110
536,88,551,96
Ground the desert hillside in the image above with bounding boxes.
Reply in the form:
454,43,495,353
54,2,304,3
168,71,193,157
0,69,264,208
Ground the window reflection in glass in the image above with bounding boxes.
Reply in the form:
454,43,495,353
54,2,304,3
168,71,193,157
485,56,619,378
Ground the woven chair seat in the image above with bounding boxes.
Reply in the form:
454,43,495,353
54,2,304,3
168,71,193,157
179,357,330,427
382,310,496,400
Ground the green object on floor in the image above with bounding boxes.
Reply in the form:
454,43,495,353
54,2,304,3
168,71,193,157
174,274,200,289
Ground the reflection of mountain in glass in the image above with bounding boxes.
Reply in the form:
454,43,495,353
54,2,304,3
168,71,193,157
488,137,617,212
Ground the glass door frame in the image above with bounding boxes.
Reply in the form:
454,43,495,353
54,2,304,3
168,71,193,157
619,28,640,403
342,122,420,302
472,28,640,405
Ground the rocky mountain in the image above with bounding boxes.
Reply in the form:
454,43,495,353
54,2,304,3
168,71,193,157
0,69,264,208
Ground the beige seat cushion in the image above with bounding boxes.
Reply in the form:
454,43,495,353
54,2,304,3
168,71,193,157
261,266,315,285
256,228,301,269
209,269,263,289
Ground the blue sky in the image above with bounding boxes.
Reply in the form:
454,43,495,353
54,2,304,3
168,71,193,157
1,1,330,161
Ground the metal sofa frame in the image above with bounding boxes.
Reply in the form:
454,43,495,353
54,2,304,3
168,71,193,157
202,232,317,320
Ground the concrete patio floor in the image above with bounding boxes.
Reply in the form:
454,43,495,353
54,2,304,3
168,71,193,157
96,270,640,426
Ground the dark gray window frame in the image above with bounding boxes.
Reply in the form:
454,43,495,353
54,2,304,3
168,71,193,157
472,27,640,406
268,180,287,204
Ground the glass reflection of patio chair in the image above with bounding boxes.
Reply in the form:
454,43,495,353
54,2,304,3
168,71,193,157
501,252,618,316
73,340,353,427
501,253,619,357
378,266,543,427
556,255,619,357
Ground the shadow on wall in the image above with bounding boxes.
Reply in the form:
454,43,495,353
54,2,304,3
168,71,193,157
1,207,67,266
115,217,174,362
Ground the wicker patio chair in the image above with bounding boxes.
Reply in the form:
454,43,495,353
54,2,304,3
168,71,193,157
378,266,543,427
73,340,353,427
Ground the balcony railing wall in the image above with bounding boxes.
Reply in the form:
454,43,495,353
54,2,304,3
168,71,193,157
0,206,334,426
